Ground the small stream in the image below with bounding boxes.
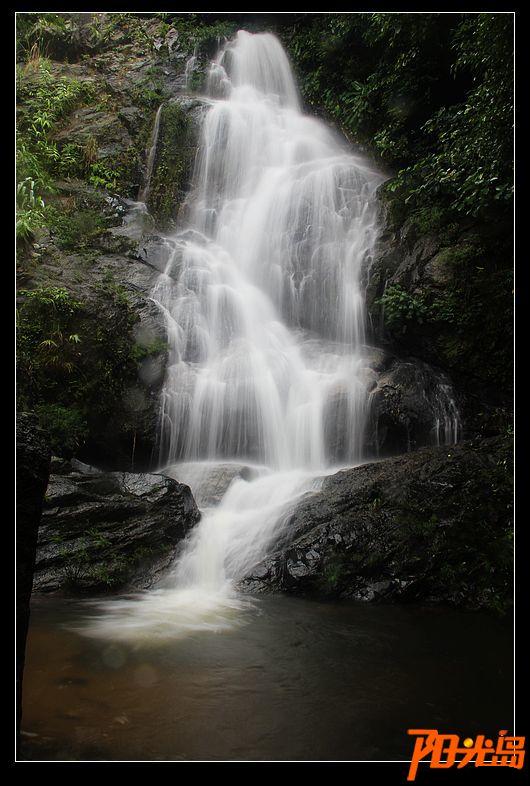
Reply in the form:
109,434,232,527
21,596,512,761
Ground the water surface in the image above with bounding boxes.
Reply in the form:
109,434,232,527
21,595,512,761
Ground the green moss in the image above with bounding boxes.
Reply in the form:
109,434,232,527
132,338,168,361
320,556,346,592
147,102,196,230
34,403,88,457
375,284,429,335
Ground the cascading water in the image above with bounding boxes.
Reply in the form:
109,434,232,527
156,31,383,469
84,31,416,640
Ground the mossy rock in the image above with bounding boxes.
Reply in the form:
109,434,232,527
147,98,204,230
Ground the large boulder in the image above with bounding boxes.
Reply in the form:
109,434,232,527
365,355,461,456
240,435,513,613
33,459,200,593
321,346,462,460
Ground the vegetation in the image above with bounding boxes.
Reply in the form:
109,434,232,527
374,285,429,335
374,236,513,395
159,13,238,54
16,58,94,239
16,285,140,457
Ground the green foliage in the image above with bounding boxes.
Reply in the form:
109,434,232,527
87,160,119,191
17,60,94,155
132,338,168,362
16,59,95,239
375,285,429,334
131,75,169,109
16,13,75,61
16,177,45,241
17,284,141,457
281,12,513,221
17,286,83,386
57,544,91,588
164,13,237,55
35,403,88,457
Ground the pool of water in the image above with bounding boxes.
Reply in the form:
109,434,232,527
21,594,513,761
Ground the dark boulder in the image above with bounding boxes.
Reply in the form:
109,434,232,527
16,413,51,746
33,460,200,594
240,436,513,613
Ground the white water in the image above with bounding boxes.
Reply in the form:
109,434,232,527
84,31,389,641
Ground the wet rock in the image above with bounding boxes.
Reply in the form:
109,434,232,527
320,346,461,462
240,435,513,613
26,195,169,470
163,462,260,508
33,462,200,594
165,28,179,55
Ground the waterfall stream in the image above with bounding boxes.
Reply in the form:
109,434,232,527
85,31,404,640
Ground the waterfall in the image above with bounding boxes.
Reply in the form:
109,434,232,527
155,30,383,470
85,31,388,640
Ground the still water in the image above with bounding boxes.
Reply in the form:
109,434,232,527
21,595,512,761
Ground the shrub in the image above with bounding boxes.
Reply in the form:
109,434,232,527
375,284,429,335
35,403,88,457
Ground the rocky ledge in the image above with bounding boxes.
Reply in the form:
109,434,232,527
240,435,513,613
33,458,200,594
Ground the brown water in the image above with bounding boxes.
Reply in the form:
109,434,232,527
21,595,513,761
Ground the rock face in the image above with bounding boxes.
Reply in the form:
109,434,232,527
17,15,208,472
364,191,513,425
16,413,51,741
240,436,513,612
33,459,200,593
